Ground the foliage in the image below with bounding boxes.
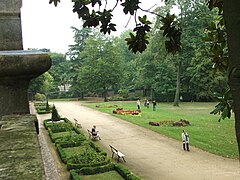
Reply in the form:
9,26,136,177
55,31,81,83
51,105,61,121
43,114,141,178
79,163,115,175
210,88,233,122
78,31,123,101
49,122,73,133
115,164,140,180
125,15,151,53
67,27,92,98
29,72,54,95
49,0,172,54
48,52,70,93
34,93,46,101
70,146,106,164
55,134,86,147
46,100,50,111
160,13,182,54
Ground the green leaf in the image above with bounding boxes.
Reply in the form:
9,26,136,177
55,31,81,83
49,0,60,7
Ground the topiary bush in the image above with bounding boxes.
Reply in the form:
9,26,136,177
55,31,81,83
46,100,50,112
34,93,46,101
51,105,60,121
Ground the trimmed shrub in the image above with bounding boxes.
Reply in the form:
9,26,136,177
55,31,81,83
70,169,81,180
89,141,107,156
55,134,86,148
51,105,60,121
67,147,110,170
49,122,73,133
79,163,115,175
67,158,110,170
34,93,46,101
56,144,68,163
115,164,140,180
46,100,50,111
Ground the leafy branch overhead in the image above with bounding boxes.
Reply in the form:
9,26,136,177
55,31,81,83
125,15,151,53
49,0,182,54
160,13,182,55
210,89,233,122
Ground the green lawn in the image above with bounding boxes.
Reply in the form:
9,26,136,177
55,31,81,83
79,170,124,180
85,101,238,159
64,146,87,158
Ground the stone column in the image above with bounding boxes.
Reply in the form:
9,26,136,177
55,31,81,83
0,1,51,117
0,0,23,50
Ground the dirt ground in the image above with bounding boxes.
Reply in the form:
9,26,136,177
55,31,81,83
37,101,240,180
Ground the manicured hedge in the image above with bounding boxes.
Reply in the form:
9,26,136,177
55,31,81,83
55,134,86,148
115,164,140,180
67,158,110,170
43,115,140,180
70,169,81,180
56,144,68,163
79,163,115,175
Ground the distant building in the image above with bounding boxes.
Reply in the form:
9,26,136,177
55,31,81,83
58,84,71,92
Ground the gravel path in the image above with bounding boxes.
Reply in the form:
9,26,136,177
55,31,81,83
30,103,60,180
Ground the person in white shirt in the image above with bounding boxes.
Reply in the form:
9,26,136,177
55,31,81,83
137,99,141,110
182,129,190,151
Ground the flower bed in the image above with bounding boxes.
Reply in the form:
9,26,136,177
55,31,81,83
113,108,141,115
34,102,52,114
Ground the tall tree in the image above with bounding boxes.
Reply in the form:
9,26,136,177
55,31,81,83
67,27,92,98
79,32,123,101
48,52,71,92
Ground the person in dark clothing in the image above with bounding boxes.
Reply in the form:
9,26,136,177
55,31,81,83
152,100,156,111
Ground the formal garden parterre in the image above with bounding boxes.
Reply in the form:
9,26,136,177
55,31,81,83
43,111,140,179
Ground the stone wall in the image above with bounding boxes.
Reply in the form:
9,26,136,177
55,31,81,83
0,0,23,50
0,114,45,179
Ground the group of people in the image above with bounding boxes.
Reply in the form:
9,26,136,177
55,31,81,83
136,98,157,111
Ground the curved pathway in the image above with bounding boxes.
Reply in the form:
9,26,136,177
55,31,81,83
52,101,239,180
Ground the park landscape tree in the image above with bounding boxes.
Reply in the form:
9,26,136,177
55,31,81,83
49,0,240,157
78,31,123,101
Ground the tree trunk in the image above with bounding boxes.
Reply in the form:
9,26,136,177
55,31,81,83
80,91,84,99
173,63,181,106
223,0,240,158
103,86,107,102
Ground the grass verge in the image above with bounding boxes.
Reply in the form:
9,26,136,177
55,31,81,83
85,101,238,159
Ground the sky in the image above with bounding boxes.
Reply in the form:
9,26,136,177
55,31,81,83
21,0,165,54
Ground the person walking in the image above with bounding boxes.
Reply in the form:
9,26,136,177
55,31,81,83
137,99,141,110
182,129,190,151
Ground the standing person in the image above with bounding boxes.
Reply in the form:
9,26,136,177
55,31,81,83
182,130,190,151
137,99,141,110
144,98,147,107
146,99,149,108
152,100,156,111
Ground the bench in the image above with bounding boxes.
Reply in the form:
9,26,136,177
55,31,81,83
109,145,126,163
87,129,101,140
74,118,81,128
